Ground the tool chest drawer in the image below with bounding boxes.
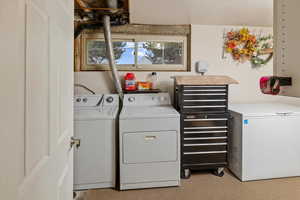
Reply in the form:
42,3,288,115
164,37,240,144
183,115,228,127
177,85,228,113
183,130,227,138
183,152,227,164
183,113,228,128
183,143,227,152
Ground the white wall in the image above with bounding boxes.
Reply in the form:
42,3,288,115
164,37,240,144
75,25,279,103
130,0,273,27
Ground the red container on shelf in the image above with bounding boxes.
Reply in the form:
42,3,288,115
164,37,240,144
260,76,280,95
124,73,137,91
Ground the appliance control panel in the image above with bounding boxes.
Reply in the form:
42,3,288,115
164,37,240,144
74,94,119,107
74,95,103,107
123,93,171,106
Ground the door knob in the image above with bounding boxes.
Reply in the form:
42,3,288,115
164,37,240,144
70,137,81,149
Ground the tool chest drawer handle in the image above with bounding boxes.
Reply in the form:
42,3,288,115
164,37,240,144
183,86,226,88
184,130,228,134
183,89,226,92
184,118,228,121
184,126,227,130
183,93,226,96
183,105,226,108
184,99,226,102
184,143,227,147
184,137,227,140
184,151,227,155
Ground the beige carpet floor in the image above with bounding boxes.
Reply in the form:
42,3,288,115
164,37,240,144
83,171,300,200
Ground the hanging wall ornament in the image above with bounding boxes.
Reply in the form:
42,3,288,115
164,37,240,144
223,28,273,67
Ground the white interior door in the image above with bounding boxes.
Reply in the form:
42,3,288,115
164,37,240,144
0,0,74,200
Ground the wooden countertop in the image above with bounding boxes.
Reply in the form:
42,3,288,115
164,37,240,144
174,75,239,85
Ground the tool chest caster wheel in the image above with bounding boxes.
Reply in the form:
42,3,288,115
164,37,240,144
182,169,191,179
213,168,225,177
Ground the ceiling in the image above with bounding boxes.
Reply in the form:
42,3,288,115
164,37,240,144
130,0,273,27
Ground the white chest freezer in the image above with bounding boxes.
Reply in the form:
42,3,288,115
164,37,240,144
229,103,300,181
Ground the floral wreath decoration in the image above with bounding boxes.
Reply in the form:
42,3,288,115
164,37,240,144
224,28,273,67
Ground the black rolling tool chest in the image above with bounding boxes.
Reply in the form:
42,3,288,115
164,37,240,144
173,76,238,178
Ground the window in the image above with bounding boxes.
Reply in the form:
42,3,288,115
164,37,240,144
79,34,188,71
86,40,135,65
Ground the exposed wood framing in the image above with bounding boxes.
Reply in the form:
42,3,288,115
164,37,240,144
74,34,82,72
74,0,130,38
83,24,191,36
75,0,120,12
75,0,92,12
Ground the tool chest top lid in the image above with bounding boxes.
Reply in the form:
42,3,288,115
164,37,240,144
174,75,238,85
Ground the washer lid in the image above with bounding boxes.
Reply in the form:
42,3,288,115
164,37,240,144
229,103,300,117
74,94,120,120
74,106,119,120
120,106,179,119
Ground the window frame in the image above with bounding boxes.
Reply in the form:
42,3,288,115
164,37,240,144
80,33,188,71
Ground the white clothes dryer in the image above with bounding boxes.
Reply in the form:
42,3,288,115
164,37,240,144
119,93,180,190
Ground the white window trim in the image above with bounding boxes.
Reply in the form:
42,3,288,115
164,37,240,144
81,33,188,71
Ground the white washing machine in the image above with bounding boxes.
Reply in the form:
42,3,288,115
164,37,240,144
74,94,119,190
119,93,181,190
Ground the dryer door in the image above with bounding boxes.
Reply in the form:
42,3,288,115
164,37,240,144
123,131,178,164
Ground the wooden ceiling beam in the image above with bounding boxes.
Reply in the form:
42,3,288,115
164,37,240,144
75,0,123,14
75,0,92,12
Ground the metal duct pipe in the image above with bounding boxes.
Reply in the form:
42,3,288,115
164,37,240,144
103,15,124,99
106,0,118,9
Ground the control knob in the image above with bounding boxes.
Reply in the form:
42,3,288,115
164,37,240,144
106,96,114,103
76,98,81,102
128,97,135,102
82,98,88,103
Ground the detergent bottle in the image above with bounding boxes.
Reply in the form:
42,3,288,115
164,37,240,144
124,73,136,91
